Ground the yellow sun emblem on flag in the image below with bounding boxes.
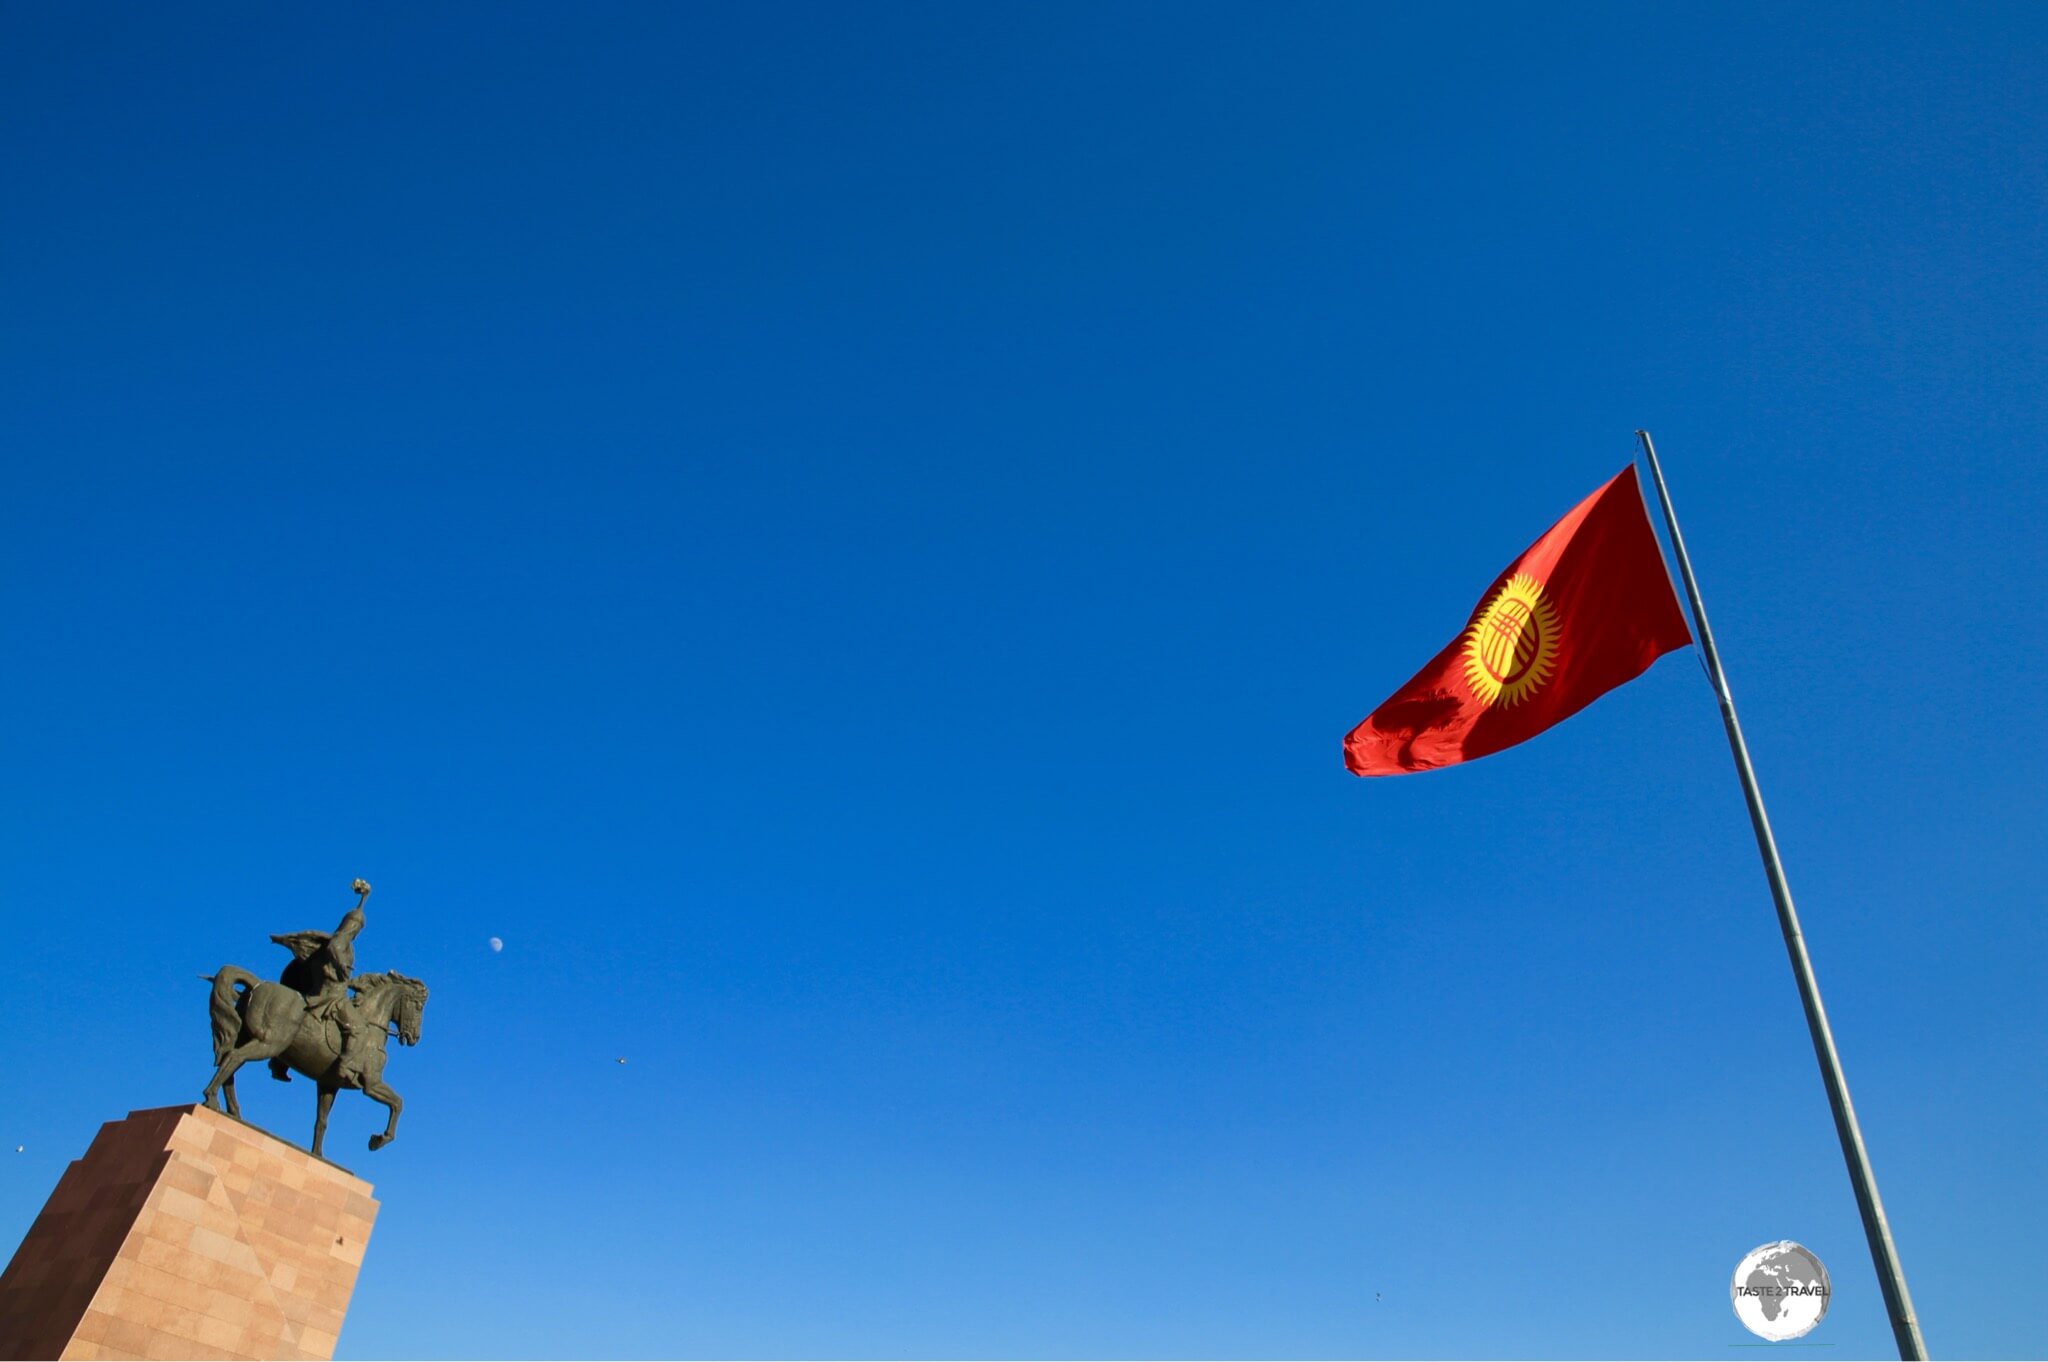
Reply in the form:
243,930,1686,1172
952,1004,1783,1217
1462,571,1561,707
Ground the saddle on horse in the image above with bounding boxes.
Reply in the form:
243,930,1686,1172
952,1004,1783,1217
267,905,370,1087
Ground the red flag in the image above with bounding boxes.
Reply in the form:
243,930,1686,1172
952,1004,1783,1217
1344,464,1692,776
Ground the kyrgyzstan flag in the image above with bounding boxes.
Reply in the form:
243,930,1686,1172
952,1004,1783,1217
1344,464,1693,776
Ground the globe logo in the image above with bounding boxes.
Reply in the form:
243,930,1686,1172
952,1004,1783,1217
1460,571,1560,707
1731,1241,1831,1341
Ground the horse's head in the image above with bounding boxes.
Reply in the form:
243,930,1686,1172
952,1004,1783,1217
387,971,428,1047
356,970,429,1046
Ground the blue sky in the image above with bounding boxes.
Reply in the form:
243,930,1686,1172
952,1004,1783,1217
3,3,2044,1357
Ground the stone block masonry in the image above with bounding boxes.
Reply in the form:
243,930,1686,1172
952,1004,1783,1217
0,1104,378,1361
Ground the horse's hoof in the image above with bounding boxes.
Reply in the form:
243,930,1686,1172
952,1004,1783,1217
368,1134,387,1151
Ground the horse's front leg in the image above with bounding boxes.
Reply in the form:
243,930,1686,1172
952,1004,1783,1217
361,1075,402,1151
312,1084,338,1159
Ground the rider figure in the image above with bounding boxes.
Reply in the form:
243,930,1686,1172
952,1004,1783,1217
269,889,371,1088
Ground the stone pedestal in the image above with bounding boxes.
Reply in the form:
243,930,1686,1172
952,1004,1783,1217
0,1105,378,1361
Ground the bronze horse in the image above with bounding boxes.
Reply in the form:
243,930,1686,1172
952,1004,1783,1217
202,966,428,1158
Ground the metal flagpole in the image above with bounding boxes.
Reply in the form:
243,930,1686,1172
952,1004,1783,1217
1635,430,1925,1360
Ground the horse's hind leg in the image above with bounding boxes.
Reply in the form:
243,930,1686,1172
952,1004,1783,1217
223,1070,241,1119
203,1039,286,1111
361,1076,402,1151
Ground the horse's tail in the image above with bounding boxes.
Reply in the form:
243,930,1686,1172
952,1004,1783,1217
208,966,261,1065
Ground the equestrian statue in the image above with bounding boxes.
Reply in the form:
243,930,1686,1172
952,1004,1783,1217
201,879,429,1158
